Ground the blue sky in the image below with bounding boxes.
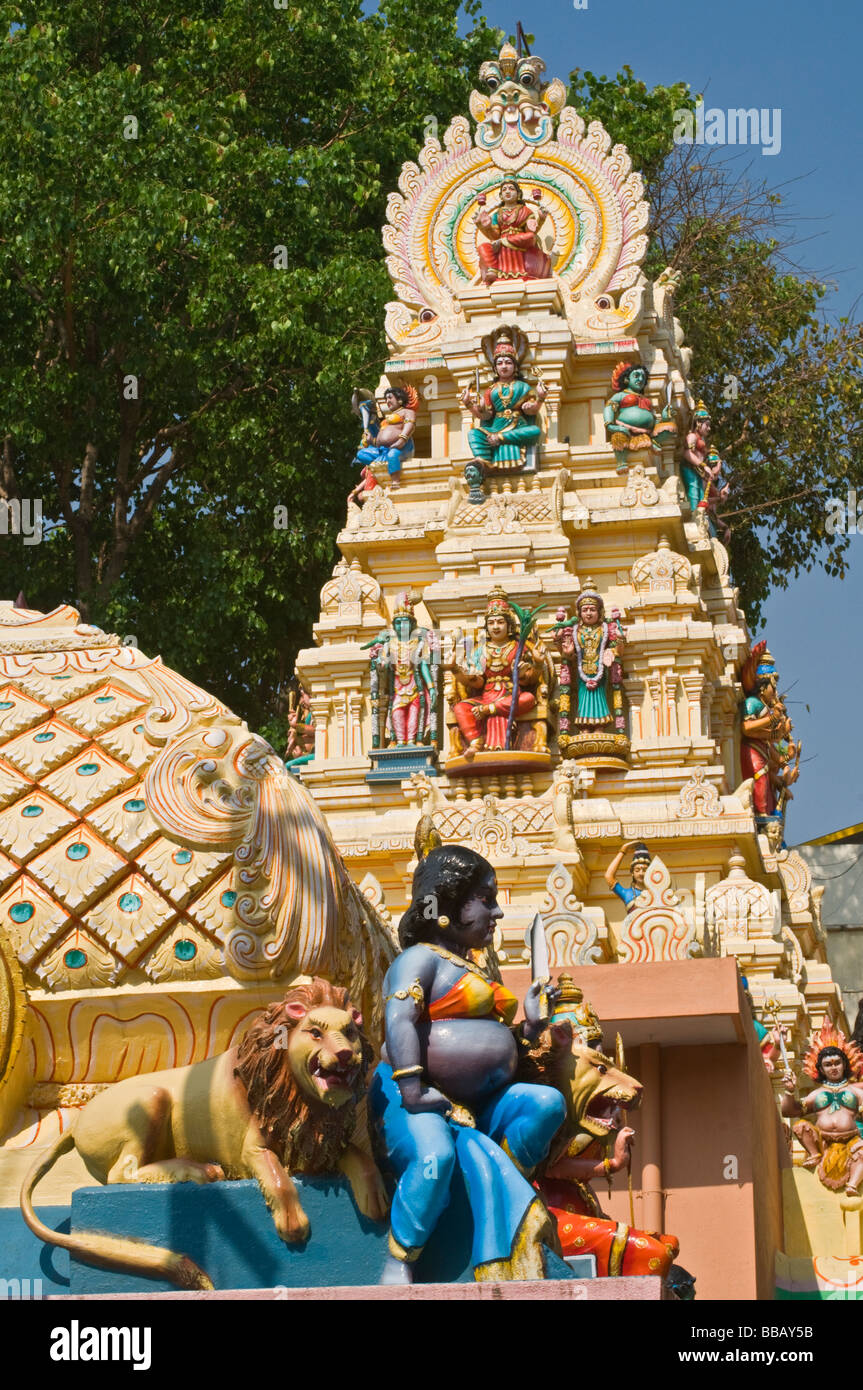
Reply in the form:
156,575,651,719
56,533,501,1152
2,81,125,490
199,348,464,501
475,0,863,842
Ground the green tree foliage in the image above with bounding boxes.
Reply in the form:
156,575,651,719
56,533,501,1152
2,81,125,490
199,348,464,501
570,67,863,623
0,0,498,744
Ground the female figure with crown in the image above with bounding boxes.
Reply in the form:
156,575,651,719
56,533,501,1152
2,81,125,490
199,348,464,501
460,327,546,476
473,178,551,285
450,588,541,759
552,583,627,757
781,1025,863,1196
740,641,799,824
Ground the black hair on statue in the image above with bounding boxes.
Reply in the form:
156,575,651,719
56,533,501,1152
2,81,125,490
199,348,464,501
398,845,494,950
816,1046,851,1082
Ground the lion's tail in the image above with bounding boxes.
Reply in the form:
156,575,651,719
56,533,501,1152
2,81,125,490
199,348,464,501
20,1128,213,1291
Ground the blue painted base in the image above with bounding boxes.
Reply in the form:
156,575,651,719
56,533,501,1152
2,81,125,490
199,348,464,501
366,745,438,783
0,1173,588,1296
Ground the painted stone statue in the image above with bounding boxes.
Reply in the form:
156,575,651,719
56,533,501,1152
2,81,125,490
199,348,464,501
552,582,629,764
604,840,651,913
351,383,419,489
363,594,438,751
20,980,387,1289
285,676,315,770
739,641,800,832
782,1024,863,1197
472,178,552,285
604,361,676,474
446,586,551,768
681,399,712,514
469,42,566,158
460,325,546,495
371,845,566,1283
520,976,682,1283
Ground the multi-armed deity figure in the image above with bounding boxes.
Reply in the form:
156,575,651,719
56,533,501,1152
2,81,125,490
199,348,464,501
446,586,551,764
460,325,547,500
739,641,800,835
351,383,419,489
471,177,552,285
782,1024,863,1198
552,582,629,764
604,361,676,474
363,594,438,751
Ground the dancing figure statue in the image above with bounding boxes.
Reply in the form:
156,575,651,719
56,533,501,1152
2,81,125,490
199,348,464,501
472,178,552,285
460,325,546,494
363,595,438,750
351,383,419,489
604,362,676,474
782,1024,863,1197
371,845,566,1283
739,642,800,832
552,582,629,764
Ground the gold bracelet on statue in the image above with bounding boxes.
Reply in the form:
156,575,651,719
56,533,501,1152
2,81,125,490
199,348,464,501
391,1065,424,1081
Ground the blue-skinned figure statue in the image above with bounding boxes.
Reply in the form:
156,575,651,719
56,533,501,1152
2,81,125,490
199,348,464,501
370,844,566,1284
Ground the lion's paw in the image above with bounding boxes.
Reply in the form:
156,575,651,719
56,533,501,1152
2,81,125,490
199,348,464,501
355,1173,390,1223
276,1205,310,1244
204,1163,225,1182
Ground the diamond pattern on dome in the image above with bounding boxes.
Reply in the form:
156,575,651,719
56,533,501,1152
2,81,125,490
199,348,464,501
137,920,223,984
0,759,32,810
12,665,113,707
41,745,136,815
0,684,51,739
99,717,160,774
35,926,120,991
0,873,71,966
87,788,161,856
83,870,175,960
60,682,149,737
137,837,230,909
28,824,128,914
0,790,78,863
184,869,239,941
1,717,88,780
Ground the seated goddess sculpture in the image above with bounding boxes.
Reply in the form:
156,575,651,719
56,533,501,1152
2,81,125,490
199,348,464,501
459,325,546,490
447,586,549,762
370,844,566,1283
472,178,552,285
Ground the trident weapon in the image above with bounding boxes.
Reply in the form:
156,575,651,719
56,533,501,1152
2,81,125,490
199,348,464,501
763,997,792,1073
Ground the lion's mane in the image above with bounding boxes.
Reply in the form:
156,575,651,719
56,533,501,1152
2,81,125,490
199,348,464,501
234,979,373,1175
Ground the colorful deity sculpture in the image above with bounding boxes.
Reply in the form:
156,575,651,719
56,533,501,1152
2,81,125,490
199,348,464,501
604,362,676,474
363,595,438,750
681,402,731,541
446,586,551,766
460,325,546,496
782,1023,863,1197
520,977,683,1283
469,42,567,157
371,845,566,1283
472,178,552,285
552,582,629,764
739,641,800,831
604,841,651,913
285,677,315,770
351,383,419,489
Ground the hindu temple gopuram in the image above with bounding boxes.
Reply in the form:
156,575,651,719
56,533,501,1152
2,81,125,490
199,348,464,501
0,42,856,1304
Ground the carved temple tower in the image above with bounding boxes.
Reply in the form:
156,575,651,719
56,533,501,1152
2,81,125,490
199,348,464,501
294,44,848,1298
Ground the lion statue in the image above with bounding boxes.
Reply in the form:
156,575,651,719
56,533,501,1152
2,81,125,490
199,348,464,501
20,978,388,1290
519,1015,681,1281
